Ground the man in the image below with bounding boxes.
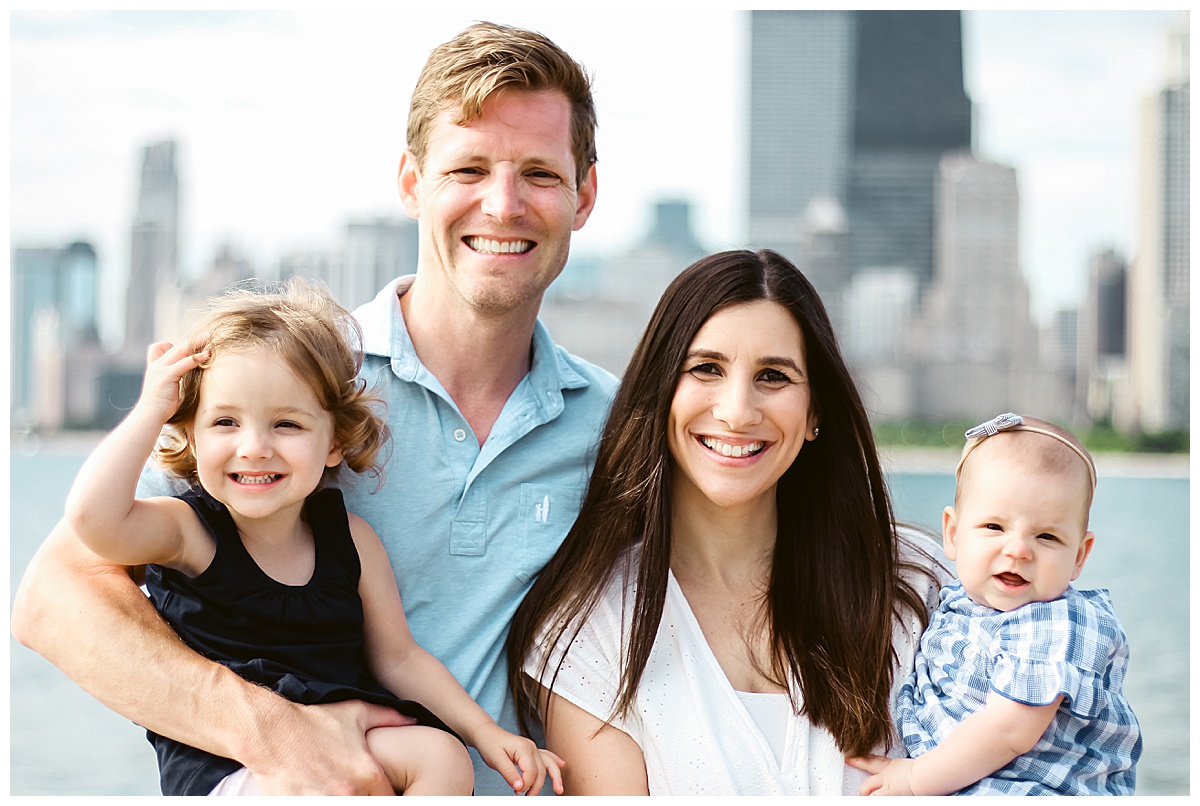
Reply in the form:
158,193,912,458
12,22,616,795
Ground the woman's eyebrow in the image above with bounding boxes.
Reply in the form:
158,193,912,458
685,348,727,362
760,356,805,375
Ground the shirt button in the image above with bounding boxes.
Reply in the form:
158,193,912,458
453,428,467,442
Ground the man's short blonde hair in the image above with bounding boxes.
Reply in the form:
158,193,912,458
406,21,597,189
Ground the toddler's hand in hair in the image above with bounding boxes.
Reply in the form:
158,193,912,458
137,341,206,423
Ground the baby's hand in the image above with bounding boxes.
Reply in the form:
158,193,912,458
136,341,206,422
846,755,916,796
474,723,565,796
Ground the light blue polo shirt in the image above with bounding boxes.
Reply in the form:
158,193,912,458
343,276,617,794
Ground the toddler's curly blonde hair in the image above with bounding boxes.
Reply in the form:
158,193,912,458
156,277,388,486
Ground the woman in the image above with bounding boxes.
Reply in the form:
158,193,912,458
507,249,951,795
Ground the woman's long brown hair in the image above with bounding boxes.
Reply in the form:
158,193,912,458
507,249,934,756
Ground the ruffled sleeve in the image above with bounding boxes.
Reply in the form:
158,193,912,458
988,589,1122,720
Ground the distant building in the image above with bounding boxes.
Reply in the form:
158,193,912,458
910,153,1068,422
748,10,855,261
1043,307,1081,420
748,10,972,296
337,218,418,310
11,241,103,430
797,196,850,333
1125,20,1189,433
848,11,973,291
1077,248,1128,425
843,268,919,421
126,139,179,353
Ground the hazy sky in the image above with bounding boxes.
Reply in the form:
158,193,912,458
9,8,1186,346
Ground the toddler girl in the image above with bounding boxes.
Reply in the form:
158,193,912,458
64,278,563,796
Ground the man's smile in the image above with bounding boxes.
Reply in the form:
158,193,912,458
464,236,534,254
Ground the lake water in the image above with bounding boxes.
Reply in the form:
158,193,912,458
8,446,1190,795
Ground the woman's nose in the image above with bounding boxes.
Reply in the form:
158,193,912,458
711,378,761,431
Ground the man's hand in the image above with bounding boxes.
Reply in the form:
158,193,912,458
846,755,917,796
245,700,417,795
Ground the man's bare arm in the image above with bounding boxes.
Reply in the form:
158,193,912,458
11,519,409,795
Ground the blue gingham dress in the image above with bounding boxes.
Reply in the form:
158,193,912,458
897,581,1142,795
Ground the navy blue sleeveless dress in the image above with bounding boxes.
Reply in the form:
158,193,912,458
144,486,458,795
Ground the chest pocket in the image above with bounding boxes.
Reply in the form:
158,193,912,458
518,483,584,584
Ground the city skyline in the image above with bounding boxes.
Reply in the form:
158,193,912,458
10,9,1185,350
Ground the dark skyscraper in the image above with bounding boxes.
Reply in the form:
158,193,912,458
849,11,973,287
748,10,972,292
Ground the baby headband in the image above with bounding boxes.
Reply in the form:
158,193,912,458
955,412,1096,490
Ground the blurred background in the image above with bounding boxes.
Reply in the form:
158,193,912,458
8,8,1190,796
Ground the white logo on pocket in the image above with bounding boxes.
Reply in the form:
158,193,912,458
534,494,551,523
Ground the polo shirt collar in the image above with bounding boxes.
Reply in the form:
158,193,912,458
354,274,590,396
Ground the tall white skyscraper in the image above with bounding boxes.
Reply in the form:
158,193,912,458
1126,19,1189,432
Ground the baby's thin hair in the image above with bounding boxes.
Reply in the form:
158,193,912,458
155,277,389,486
957,416,1095,518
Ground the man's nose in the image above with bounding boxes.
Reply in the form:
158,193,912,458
480,170,526,221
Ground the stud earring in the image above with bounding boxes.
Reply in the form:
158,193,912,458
812,427,820,438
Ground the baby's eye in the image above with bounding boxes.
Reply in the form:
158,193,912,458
1037,533,1061,543
276,421,302,430
984,523,1003,532
214,417,237,427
